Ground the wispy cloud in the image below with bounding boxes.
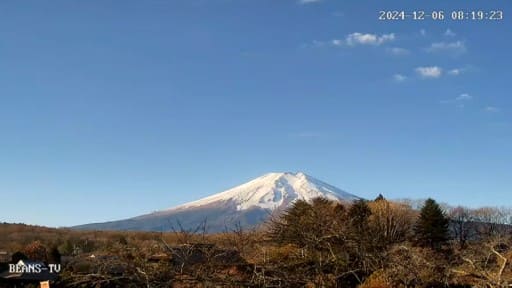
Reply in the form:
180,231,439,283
346,32,395,46
456,93,472,101
484,106,500,113
415,66,442,78
331,39,343,46
312,40,326,47
387,47,410,56
444,29,456,37
300,40,327,48
306,32,395,48
400,66,467,80
448,68,463,76
426,41,467,54
298,0,322,4
440,93,473,109
420,29,427,37
441,93,473,104
393,74,407,82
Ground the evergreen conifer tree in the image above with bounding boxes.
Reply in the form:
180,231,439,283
414,198,450,249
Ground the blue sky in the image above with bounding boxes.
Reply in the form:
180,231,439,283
1,0,511,227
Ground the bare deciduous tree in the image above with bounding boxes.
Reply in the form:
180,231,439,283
368,199,415,246
449,206,476,248
452,236,511,288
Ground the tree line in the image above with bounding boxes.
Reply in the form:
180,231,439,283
1,196,511,287
266,196,512,287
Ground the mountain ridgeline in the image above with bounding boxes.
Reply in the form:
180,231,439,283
73,172,361,232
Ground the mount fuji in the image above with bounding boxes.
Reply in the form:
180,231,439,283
74,172,361,232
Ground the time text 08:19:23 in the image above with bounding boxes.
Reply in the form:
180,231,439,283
378,10,504,21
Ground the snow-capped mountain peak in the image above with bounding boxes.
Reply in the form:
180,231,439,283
169,172,359,212
74,172,362,232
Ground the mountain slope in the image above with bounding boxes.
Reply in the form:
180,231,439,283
73,172,360,232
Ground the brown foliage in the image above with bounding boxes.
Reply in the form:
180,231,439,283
358,270,392,288
452,236,512,287
2,199,512,287
368,199,415,246
380,244,451,288
23,240,48,261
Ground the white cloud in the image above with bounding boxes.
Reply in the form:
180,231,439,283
427,41,467,54
331,39,343,46
387,47,410,56
393,74,407,82
299,0,322,4
440,93,473,105
300,40,327,48
484,106,500,113
448,69,462,76
415,66,442,78
444,29,456,37
456,93,472,101
322,32,395,47
420,29,427,36
346,32,395,46
415,66,467,79
448,67,469,76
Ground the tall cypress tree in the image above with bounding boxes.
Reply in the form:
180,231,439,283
414,198,450,249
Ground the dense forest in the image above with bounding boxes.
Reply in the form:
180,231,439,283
1,196,511,287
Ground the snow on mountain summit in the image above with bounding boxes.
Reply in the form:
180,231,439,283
73,172,363,232
168,172,360,212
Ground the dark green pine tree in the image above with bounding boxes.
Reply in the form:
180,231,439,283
414,198,450,249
